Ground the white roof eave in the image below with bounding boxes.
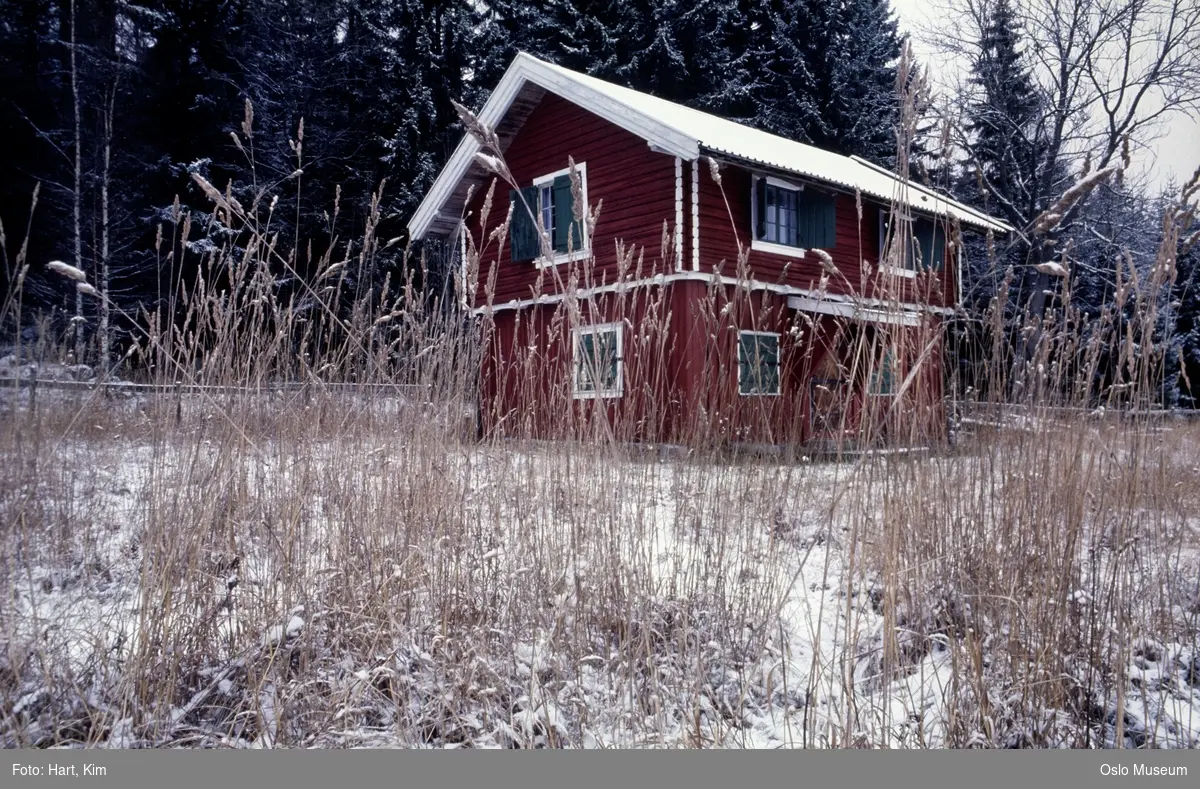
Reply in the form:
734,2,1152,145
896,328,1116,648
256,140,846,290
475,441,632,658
407,54,697,241
409,52,1010,241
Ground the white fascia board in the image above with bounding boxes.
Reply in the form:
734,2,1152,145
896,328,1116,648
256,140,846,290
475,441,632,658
469,270,948,323
787,295,923,327
848,155,1013,235
409,53,697,241
517,57,697,158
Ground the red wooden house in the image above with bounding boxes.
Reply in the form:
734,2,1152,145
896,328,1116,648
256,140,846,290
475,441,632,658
409,53,1011,448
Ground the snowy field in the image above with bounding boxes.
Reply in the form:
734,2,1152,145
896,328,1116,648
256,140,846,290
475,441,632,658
2,390,1199,749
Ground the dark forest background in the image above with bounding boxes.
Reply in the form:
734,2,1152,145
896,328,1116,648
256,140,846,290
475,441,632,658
1,0,1197,403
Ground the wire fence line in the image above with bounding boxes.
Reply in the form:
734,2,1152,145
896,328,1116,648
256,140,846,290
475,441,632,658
5,374,1197,424
953,399,1200,424
0,375,431,399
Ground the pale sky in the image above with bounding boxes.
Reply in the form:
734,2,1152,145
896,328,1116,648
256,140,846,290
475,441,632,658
891,0,1200,194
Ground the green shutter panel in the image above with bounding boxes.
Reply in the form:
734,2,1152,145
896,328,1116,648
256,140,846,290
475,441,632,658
600,331,618,389
509,186,540,262
819,193,836,249
914,220,945,271
795,192,809,247
552,174,582,254
796,192,836,249
878,210,889,261
915,221,929,269
755,178,767,239
738,334,752,394
805,193,834,249
804,194,816,248
579,332,595,391
762,335,780,393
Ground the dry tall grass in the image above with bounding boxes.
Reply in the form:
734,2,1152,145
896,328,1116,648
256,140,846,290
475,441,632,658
1,77,1198,748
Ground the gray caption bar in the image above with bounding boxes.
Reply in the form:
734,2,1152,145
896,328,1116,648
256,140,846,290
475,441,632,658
4,750,1196,789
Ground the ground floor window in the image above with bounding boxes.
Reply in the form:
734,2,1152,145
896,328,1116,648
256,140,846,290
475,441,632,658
573,323,623,398
738,331,781,396
869,346,898,395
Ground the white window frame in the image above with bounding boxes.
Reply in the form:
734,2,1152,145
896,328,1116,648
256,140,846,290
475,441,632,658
572,321,623,400
750,175,809,259
737,330,782,397
878,209,918,279
532,162,590,268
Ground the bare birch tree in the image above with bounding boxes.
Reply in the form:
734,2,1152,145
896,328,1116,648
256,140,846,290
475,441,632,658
921,0,1200,379
928,1,1198,263
70,0,85,364
98,79,115,380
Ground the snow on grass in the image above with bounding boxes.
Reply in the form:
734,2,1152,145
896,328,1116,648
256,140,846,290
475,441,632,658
3,429,1198,749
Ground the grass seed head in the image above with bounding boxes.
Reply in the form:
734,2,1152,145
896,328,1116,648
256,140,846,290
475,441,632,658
46,260,88,282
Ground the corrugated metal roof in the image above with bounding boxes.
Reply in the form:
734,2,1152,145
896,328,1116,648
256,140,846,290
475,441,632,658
533,58,1011,234
408,53,1012,240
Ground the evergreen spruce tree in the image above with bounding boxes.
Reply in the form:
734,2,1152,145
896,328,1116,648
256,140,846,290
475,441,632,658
487,0,652,86
754,0,901,165
962,0,1042,218
624,0,749,112
835,0,904,164
490,0,900,164
0,0,73,305
232,0,484,296
956,0,1047,331
1168,238,1200,407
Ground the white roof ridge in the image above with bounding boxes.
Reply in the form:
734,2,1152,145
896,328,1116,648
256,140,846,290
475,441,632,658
848,155,1007,228
408,52,1013,240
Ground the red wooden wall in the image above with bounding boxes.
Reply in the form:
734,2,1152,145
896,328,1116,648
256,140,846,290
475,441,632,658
465,93,679,307
693,163,958,309
477,279,947,447
464,90,952,447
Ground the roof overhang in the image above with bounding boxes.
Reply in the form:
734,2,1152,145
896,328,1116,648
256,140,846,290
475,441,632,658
408,53,698,241
787,295,927,327
409,52,1012,241
848,156,1012,235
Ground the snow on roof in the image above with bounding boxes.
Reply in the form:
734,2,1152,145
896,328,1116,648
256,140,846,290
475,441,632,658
409,52,1013,240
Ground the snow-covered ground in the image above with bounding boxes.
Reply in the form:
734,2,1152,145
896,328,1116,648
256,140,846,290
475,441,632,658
2,422,1198,749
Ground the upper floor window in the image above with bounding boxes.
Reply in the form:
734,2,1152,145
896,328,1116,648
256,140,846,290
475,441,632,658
762,183,800,246
878,210,946,277
509,162,588,265
752,175,836,257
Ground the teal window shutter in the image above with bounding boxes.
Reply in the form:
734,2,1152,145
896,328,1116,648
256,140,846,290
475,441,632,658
871,348,895,395
797,191,836,249
796,193,811,247
914,219,945,271
819,193,836,248
509,186,540,262
878,209,890,262
755,177,767,239
931,223,945,271
552,174,582,253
